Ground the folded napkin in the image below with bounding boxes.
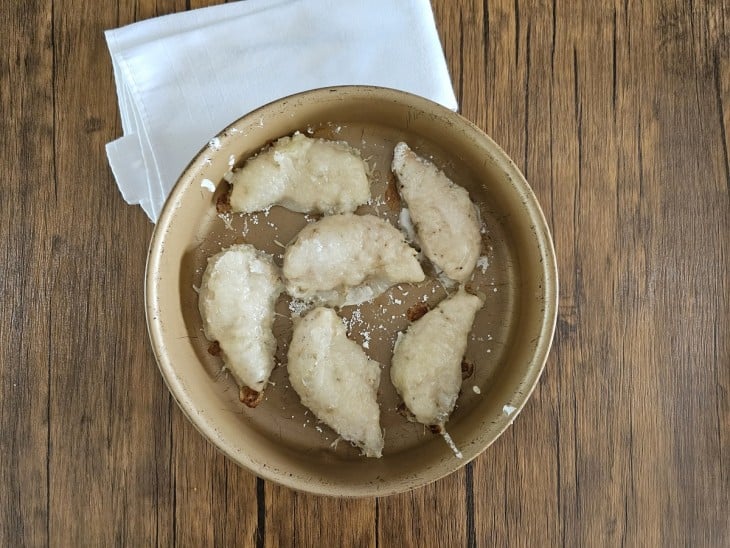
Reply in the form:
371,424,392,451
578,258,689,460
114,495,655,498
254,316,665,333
105,0,457,221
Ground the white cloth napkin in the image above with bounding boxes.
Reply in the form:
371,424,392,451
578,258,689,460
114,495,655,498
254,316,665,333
105,0,458,221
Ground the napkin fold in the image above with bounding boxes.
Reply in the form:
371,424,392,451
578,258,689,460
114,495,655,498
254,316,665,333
105,0,458,221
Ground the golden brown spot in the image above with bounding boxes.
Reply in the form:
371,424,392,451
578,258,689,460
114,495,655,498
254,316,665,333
216,189,231,213
428,424,443,434
407,302,429,322
239,386,264,408
396,402,415,422
384,171,402,211
461,358,474,380
207,341,222,356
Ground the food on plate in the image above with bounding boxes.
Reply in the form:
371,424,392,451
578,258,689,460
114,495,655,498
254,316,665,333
198,244,282,407
391,142,481,283
283,213,425,306
288,307,384,457
224,132,370,214
195,130,495,457
390,287,485,429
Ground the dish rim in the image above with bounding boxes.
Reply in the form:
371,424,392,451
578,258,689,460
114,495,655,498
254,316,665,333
145,85,558,497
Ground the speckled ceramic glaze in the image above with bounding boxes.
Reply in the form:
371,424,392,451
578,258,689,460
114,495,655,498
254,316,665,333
146,86,557,496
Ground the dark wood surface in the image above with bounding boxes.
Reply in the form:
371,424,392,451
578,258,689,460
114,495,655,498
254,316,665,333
2,0,728,545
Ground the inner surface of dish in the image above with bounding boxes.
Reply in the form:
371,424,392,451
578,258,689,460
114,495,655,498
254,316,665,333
147,87,556,496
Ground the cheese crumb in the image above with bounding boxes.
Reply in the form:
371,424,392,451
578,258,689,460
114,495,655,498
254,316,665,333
441,430,463,459
288,299,310,317
476,256,490,272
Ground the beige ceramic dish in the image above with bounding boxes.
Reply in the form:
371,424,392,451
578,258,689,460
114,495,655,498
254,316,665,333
146,86,557,497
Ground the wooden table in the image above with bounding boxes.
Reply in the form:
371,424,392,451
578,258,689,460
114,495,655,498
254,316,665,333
2,0,728,545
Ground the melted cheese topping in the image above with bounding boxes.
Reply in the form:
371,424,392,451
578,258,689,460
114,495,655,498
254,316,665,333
198,244,282,392
283,213,425,306
288,307,384,457
227,132,370,214
391,142,481,283
390,288,484,426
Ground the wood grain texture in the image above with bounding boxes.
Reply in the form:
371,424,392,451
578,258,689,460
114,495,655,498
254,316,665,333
48,1,173,544
0,1,53,545
0,0,727,546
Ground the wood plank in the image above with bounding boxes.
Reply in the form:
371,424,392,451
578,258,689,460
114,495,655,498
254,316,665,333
626,1,728,543
377,473,469,547
294,494,375,547
171,410,258,546
0,1,53,546
47,0,173,544
265,483,376,546
558,1,629,542
264,483,296,546
212,458,261,546
711,5,730,531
